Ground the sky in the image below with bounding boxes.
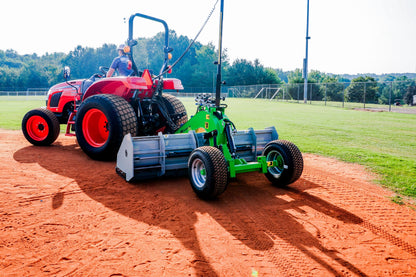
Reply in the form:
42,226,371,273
1,0,415,74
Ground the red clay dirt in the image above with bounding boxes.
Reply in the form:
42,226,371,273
1,129,416,276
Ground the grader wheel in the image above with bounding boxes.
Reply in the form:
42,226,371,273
188,146,229,199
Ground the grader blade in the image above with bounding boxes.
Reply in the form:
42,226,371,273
116,126,278,182
116,132,205,181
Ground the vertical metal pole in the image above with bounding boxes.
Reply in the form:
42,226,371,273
213,72,215,94
363,82,366,109
342,83,345,108
283,86,285,101
389,81,392,112
215,0,225,108
303,0,310,104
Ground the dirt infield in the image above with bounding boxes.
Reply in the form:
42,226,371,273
1,129,416,276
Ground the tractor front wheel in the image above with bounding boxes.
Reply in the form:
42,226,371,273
22,108,60,146
262,140,303,187
76,94,138,161
188,146,228,199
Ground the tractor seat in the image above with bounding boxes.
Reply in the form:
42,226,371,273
80,74,102,98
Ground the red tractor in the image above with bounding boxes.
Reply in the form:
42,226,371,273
22,7,304,199
22,13,188,160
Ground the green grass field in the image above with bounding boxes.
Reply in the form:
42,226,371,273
2,96,415,198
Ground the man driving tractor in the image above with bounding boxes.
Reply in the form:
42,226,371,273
106,44,133,77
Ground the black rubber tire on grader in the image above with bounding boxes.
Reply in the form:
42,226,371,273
75,94,138,161
188,146,229,200
262,140,303,187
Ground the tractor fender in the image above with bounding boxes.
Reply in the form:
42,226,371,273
83,76,151,101
157,78,184,90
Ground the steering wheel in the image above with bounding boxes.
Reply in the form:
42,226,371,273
91,73,104,79
99,66,109,75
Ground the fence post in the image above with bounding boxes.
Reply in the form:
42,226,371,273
363,82,366,109
309,83,312,104
389,81,392,112
342,83,345,108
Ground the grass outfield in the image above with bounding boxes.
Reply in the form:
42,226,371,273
2,96,415,198
0,97,46,130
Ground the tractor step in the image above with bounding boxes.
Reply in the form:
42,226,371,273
65,110,77,137
116,127,278,182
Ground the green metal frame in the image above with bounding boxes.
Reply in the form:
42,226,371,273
174,1,273,179
176,101,270,178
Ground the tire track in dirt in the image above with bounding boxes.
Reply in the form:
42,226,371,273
301,170,416,257
2,130,416,276
219,181,368,276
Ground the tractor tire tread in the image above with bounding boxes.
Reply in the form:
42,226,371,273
278,140,304,183
22,108,60,146
76,94,137,160
162,94,188,129
189,146,228,199
263,139,303,186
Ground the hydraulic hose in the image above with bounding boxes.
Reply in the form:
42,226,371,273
154,0,220,79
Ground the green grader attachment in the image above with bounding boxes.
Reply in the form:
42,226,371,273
116,0,303,199
116,93,304,199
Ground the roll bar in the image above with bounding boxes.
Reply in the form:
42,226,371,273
127,13,173,76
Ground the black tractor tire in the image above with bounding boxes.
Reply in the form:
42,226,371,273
262,140,303,187
75,94,138,161
161,93,188,132
22,108,60,146
188,146,229,199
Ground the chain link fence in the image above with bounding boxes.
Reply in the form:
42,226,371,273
176,80,416,113
2,81,416,113
0,88,49,100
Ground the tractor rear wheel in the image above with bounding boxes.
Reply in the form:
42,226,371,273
262,140,303,187
76,94,138,161
22,108,60,146
188,146,228,199
161,93,188,132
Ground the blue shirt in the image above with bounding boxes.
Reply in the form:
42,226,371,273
110,55,133,76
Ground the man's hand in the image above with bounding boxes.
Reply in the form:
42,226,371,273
106,68,115,77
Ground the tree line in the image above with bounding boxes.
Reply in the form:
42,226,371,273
0,30,281,90
1,30,415,104
282,71,416,105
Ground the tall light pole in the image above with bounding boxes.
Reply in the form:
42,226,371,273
303,0,310,104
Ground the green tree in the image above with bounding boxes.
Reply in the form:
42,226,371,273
287,68,303,84
307,70,324,100
224,58,281,86
346,76,378,103
18,62,49,88
404,83,416,106
286,69,303,101
187,43,218,87
62,44,116,79
322,75,345,102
